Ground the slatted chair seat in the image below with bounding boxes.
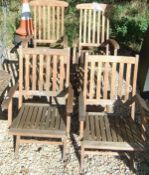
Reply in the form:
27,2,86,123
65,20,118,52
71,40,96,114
9,103,66,136
83,113,144,151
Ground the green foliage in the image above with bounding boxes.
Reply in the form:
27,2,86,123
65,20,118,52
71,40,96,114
0,0,21,46
110,1,149,51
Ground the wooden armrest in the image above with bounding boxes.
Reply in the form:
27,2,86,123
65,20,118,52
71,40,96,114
135,94,149,113
105,39,120,50
134,94,149,141
1,82,18,110
99,39,120,50
66,83,74,114
79,92,86,121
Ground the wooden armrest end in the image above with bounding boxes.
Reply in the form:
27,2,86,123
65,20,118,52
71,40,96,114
106,39,120,50
135,94,149,113
1,82,18,110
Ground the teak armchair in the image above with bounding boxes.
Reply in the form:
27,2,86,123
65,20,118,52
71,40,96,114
29,0,68,47
2,47,73,159
73,3,119,64
79,54,148,171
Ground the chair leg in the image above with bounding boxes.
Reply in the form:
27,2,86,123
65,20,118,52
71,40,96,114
80,145,84,174
62,138,67,161
130,152,136,170
15,136,20,156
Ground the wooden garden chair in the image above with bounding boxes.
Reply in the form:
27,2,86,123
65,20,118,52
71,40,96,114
29,0,68,47
73,3,120,64
79,54,149,172
2,47,73,158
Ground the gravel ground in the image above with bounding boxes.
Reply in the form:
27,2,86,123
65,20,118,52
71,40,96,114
0,118,149,175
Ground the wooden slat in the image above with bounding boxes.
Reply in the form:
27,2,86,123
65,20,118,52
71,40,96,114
52,56,57,91
61,7,64,36
101,13,105,42
104,115,112,141
33,7,37,41
32,54,37,90
89,61,95,99
40,106,49,129
60,56,64,90
95,115,101,140
39,54,44,91
99,115,106,141
18,105,30,129
10,105,25,129
30,106,39,128
52,6,55,40
80,9,83,43
92,10,96,44
46,55,51,91
96,61,102,99
119,117,129,142
113,116,123,142
110,62,116,99
38,6,41,40
118,62,124,97
83,9,87,43
25,54,30,95
24,106,34,129
106,19,109,40
57,7,60,40
55,111,61,130
45,107,52,129
35,106,43,128
84,114,91,140
43,6,46,40
125,63,131,100
108,117,118,142
47,6,50,40
103,62,109,99
88,9,91,43
90,116,95,139
97,10,100,44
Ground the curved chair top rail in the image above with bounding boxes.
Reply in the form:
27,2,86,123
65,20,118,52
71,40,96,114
76,3,111,11
30,0,69,7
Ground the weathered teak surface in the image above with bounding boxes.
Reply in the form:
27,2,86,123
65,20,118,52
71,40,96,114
0,70,11,97
2,47,73,157
74,3,119,64
79,54,148,171
30,0,68,47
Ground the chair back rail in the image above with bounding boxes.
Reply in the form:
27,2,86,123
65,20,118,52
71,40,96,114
76,3,110,48
84,54,139,119
30,0,68,46
18,47,70,108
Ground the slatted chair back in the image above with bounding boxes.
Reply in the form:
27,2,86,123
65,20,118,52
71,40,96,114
18,47,70,108
30,0,68,46
83,54,139,118
76,3,110,49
